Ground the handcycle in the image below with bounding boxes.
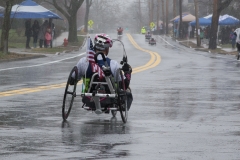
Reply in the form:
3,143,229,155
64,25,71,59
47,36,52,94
145,34,151,42
62,40,130,123
149,38,156,45
117,33,123,41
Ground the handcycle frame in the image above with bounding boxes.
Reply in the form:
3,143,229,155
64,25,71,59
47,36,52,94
62,39,129,123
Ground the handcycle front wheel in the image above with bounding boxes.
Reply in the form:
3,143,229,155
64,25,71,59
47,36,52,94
62,66,78,121
116,69,128,123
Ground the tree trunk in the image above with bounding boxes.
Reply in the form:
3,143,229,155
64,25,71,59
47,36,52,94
0,1,13,54
84,0,90,33
208,0,233,49
52,0,84,43
173,0,176,18
179,0,183,39
194,0,200,47
166,0,168,34
209,0,220,49
68,15,78,42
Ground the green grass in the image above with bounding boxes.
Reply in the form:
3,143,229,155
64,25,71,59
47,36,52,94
220,43,232,48
0,29,84,48
0,30,86,59
31,47,68,54
0,29,85,50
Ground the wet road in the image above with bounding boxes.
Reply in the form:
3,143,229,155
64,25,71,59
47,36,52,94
0,33,240,160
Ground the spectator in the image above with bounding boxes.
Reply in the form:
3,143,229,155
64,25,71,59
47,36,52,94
32,20,40,48
38,20,48,48
230,29,237,49
160,23,163,35
48,18,55,48
45,27,52,48
25,19,32,49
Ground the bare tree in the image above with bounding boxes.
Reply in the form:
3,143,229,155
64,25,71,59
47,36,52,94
51,0,84,43
0,0,14,54
84,0,92,33
194,0,200,47
179,0,183,39
89,0,122,33
208,0,233,49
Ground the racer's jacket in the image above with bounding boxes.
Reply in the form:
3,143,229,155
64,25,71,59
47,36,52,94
74,56,120,80
145,34,151,39
117,28,123,34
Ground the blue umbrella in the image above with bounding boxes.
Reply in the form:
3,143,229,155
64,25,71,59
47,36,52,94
219,15,240,25
0,0,62,19
190,18,212,26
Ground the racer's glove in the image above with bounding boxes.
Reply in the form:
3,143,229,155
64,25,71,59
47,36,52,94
122,63,132,88
122,63,132,73
102,66,112,76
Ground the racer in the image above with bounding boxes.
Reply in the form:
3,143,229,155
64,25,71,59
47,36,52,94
117,27,123,35
71,33,133,110
149,37,156,45
150,37,155,42
145,31,151,40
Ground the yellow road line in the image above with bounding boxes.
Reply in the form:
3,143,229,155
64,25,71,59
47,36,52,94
0,34,161,98
126,34,161,73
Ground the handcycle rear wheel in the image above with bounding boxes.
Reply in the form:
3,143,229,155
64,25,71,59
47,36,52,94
62,66,78,121
116,69,128,123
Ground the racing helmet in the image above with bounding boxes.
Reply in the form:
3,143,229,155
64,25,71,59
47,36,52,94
94,33,113,51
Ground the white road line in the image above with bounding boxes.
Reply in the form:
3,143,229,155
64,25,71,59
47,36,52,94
0,52,85,72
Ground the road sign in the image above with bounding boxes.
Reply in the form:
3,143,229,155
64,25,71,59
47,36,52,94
150,22,155,29
88,20,94,26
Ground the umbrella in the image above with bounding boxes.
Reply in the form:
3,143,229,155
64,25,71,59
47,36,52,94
219,14,240,25
203,14,239,25
204,14,213,20
0,0,62,19
170,12,190,22
190,18,212,26
174,14,196,23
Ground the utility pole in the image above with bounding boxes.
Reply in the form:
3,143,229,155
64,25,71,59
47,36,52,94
148,0,151,27
138,0,142,29
166,0,169,34
161,0,165,34
150,0,154,26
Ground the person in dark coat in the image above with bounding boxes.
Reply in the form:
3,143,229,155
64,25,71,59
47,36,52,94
25,19,32,49
32,20,40,48
38,20,48,48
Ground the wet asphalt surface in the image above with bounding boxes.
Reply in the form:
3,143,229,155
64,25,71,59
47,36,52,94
0,33,240,160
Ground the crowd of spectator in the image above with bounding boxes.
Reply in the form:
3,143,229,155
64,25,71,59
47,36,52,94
24,19,55,49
